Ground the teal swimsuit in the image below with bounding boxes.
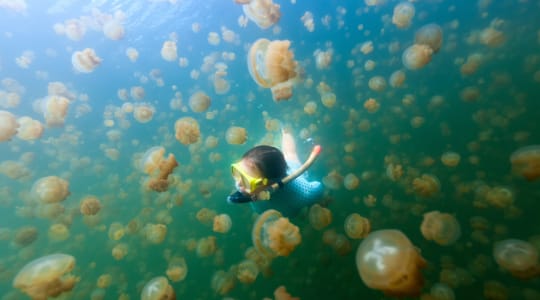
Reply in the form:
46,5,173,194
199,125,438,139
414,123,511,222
249,161,324,218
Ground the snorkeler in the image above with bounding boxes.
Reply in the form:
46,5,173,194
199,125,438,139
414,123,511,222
227,128,324,218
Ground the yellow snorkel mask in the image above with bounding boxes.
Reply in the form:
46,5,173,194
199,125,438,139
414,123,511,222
231,162,269,194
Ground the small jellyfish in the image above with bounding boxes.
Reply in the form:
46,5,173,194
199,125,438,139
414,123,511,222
252,209,301,258
412,174,440,198
133,103,155,123
80,195,102,216
189,91,211,112
97,274,112,289
441,151,461,167
174,117,200,145
111,243,128,260
48,223,70,242
108,222,125,241
31,176,70,204
166,257,188,282
479,27,506,47
213,214,232,233
13,226,38,247
389,70,406,88
420,211,461,246
344,173,360,190
392,2,415,29
415,23,443,53
71,48,101,73
160,40,178,62
144,223,167,244
126,47,139,62
236,259,259,284
510,145,540,181
308,204,332,230
196,236,217,257
102,20,124,40
196,208,217,225
40,95,70,127
356,229,426,297
344,213,371,239
141,276,175,300
13,253,79,300
494,239,540,279
16,116,43,141
363,98,380,113
368,76,387,92
402,44,433,70
225,126,248,145
211,269,236,295
242,0,281,29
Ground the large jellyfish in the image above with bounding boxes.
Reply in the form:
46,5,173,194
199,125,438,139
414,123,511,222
356,229,426,297
13,253,79,300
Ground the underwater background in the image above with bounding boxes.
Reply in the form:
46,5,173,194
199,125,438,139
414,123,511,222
1,0,540,299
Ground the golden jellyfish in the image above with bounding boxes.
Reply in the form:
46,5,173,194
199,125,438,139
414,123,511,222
80,195,102,216
144,223,167,244
363,98,380,113
71,48,101,73
402,44,433,70
308,204,332,230
111,243,128,260
108,222,125,241
510,145,540,181
196,236,217,257
161,40,178,62
344,213,371,239
344,173,360,190
226,126,248,145
356,229,427,297
97,274,112,289
368,76,387,92
102,20,124,40
441,151,461,167
48,223,70,242
415,23,443,53
479,27,506,47
13,226,38,247
274,285,299,300
196,208,217,225
485,186,514,208
174,117,200,145
40,95,70,127
189,91,211,112
314,49,333,69
252,209,301,258
211,269,236,295
13,253,79,300
304,101,317,115
412,173,440,198
130,86,145,100
247,39,297,101
205,135,219,148
16,116,44,140
213,214,232,233
242,0,281,29
31,176,70,204
166,257,188,282
430,283,455,300
133,103,155,123
0,110,18,142
494,239,540,279
389,70,406,88
392,2,415,29
320,92,336,108
420,211,461,246
141,276,175,300
147,153,178,192
236,259,259,284
0,160,31,180
322,170,343,190
139,146,166,175
126,47,139,62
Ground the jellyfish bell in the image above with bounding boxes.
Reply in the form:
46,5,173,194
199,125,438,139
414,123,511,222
71,48,101,73
189,91,211,113
141,276,175,300
13,253,79,300
415,23,443,53
242,0,281,29
247,38,297,100
392,2,415,29
31,176,70,204
16,116,44,140
420,211,461,246
252,209,301,258
225,126,247,145
356,229,426,297
0,110,19,142
40,95,70,127
174,117,200,145
308,204,332,230
494,239,540,279
344,213,371,239
402,44,433,70
510,145,540,181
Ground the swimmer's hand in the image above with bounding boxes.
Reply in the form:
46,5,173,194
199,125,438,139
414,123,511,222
256,190,271,201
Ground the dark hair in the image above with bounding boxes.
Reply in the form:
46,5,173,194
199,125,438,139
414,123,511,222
242,145,288,179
